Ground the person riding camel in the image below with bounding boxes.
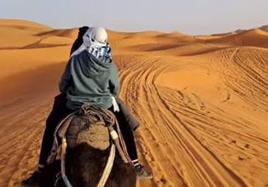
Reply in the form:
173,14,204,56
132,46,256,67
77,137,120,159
23,27,152,185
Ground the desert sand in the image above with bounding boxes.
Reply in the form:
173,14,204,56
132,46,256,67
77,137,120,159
0,19,268,187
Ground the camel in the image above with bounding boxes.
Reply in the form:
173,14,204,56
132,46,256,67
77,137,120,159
40,105,137,187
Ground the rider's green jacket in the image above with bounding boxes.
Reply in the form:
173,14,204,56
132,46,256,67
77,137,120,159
59,50,119,110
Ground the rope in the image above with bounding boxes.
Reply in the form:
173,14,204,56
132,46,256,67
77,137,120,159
108,126,129,163
97,144,116,187
61,138,73,187
47,112,75,165
113,121,133,163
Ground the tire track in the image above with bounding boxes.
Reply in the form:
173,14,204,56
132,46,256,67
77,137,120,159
117,53,268,187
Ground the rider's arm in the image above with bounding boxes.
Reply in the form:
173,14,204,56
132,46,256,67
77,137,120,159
59,59,72,93
108,63,120,96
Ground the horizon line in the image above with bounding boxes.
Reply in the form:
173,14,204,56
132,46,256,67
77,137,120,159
0,18,267,36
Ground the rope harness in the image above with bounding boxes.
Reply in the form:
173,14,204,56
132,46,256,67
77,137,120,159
53,105,132,187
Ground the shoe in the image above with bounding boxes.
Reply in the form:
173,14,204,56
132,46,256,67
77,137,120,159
134,164,153,179
22,170,43,186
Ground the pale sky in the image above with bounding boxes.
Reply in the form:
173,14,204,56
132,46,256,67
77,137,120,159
0,0,267,35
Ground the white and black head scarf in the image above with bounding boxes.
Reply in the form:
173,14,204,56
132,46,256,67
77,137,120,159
71,27,112,63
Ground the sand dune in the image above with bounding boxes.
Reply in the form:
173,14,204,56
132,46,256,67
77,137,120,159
202,29,268,48
0,19,268,187
0,20,75,79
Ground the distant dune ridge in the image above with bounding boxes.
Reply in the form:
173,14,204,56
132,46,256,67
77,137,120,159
0,19,268,187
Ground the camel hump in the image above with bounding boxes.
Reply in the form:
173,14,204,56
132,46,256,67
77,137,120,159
65,115,111,150
77,122,110,150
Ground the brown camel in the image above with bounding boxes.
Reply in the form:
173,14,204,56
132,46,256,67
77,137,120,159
43,106,137,187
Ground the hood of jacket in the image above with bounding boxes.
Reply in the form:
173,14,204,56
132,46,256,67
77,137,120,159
72,50,112,77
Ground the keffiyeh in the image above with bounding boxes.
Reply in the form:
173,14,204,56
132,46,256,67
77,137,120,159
71,27,112,63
